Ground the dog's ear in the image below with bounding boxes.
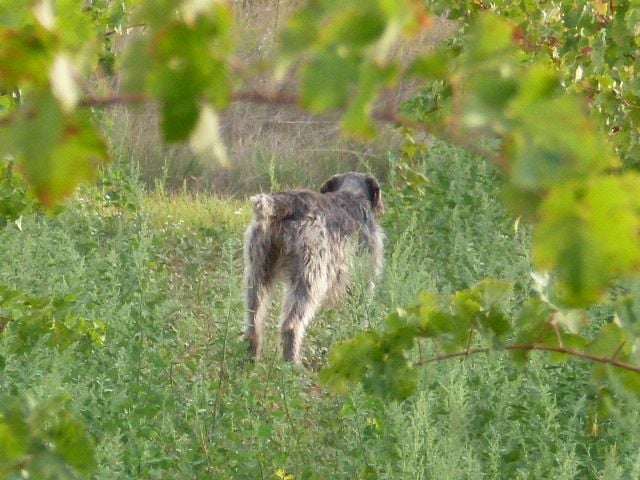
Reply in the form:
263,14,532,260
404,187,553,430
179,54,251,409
320,175,342,194
365,176,384,215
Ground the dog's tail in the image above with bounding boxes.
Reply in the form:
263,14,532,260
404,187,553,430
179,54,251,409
250,193,293,222
250,194,276,221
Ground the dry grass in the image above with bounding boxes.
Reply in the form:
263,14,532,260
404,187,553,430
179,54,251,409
101,0,456,196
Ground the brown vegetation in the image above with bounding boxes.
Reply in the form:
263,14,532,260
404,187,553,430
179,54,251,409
102,0,455,195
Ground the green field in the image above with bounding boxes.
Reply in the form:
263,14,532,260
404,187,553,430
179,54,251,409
1,140,639,479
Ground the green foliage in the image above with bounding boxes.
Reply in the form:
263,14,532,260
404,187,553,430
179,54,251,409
0,1,108,206
2,144,640,477
2,92,108,206
2,0,640,476
322,279,514,400
323,272,640,405
280,0,423,137
0,286,105,354
0,395,96,479
0,161,36,226
123,0,232,149
392,11,639,310
534,175,640,305
425,0,639,167
384,138,527,294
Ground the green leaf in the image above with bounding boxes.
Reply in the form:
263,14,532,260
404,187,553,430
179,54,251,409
509,95,619,189
160,91,200,142
608,368,640,400
586,323,628,358
48,415,97,474
547,334,588,364
3,93,107,207
508,62,560,114
300,52,359,112
341,63,397,137
321,308,421,400
451,290,481,319
534,175,640,306
54,0,99,52
463,13,518,65
408,50,451,80
0,395,96,478
467,75,518,116
480,311,512,338
476,279,512,307
0,25,53,88
279,3,323,56
514,298,552,344
319,330,380,395
123,3,232,142
510,348,530,367
1,286,105,353
321,6,386,48
0,415,28,468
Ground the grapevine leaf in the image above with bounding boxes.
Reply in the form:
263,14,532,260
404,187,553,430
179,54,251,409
534,175,640,306
586,323,628,358
300,52,359,112
510,96,619,189
2,93,107,206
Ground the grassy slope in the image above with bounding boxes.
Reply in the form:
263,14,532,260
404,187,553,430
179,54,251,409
1,142,639,479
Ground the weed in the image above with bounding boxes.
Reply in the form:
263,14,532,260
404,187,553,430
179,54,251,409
1,140,639,478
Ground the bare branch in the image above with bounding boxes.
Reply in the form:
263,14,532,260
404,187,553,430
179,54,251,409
416,343,640,374
0,87,500,163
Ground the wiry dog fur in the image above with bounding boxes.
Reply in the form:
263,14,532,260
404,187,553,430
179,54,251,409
243,172,384,364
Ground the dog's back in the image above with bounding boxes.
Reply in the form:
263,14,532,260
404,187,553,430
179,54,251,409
249,188,372,237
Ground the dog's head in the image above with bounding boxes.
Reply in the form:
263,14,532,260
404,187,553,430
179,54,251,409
320,172,384,215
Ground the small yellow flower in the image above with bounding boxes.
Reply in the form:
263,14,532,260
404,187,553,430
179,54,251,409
275,468,294,480
366,416,381,430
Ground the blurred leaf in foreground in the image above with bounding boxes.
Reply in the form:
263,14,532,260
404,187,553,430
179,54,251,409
0,395,96,479
0,93,107,207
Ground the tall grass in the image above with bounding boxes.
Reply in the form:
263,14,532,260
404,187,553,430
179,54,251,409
1,142,639,478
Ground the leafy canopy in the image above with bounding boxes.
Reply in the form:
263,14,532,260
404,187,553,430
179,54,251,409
1,2,640,475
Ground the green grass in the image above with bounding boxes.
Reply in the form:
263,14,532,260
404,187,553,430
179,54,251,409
1,141,639,479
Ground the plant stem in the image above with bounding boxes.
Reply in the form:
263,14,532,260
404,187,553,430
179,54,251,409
416,343,640,374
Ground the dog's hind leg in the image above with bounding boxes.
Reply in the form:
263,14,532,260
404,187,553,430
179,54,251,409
280,279,323,364
243,223,277,360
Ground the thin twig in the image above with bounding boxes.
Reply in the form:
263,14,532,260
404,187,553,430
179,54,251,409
466,328,474,354
415,343,640,374
0,87,501,163
417,338,425,364
549,318,564,348
611,341,626,361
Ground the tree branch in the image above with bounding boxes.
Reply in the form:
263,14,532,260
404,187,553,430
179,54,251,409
0,87,499,163
0,89,408,128
416,343,640,374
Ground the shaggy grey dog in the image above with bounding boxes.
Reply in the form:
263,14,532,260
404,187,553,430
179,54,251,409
243,172,384,364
